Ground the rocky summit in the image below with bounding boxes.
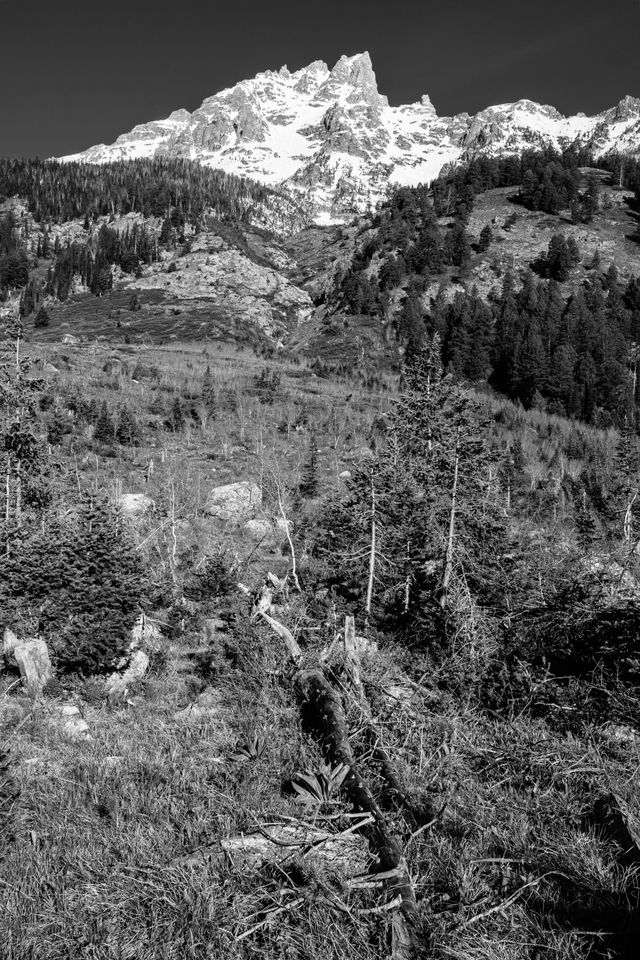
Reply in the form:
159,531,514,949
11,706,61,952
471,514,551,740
61,52,640,223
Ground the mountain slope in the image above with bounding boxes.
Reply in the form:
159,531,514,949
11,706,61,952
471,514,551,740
61,53,640,223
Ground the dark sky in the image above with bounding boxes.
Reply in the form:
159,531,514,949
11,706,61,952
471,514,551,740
1,0,639,158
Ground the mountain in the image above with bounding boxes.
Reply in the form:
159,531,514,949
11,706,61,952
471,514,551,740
61,53,640,224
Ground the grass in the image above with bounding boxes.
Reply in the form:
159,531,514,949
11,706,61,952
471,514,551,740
4,624,640,959
1,339,638,959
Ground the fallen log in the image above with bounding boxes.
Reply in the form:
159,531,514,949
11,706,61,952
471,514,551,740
343,616,434,829
261,611,426,959
176,820,370,875
296,667,423,960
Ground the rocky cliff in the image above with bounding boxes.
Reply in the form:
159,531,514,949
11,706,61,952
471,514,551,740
61,53,640,223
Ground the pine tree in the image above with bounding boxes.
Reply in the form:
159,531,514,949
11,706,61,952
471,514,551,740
94,401,114,444
299,430,319,498
321,336,507,634
0,495,146,673
115,405,140,446
477,224,493,252
582,173,600,223
170,396,185,432
202,365,217,419
0,317,49,552
33,305,49,328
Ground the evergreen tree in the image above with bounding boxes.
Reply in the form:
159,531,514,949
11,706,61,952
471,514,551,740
0,317,49,551
94,401,114,444
477,224,493,252
33,305,49,328
169,396,185,432
321,337,506,635
582,173,601,223
201,365,217,419
299,430,319,498
115,406,140,446
0,495,147,673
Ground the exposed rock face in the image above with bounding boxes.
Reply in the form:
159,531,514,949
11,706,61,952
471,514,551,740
13,640,53,698
204,481,262,523
61,53,640,224
127,234,313,339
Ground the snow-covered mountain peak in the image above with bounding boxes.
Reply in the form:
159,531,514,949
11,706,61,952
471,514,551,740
609,95,640,122
60,53,640,224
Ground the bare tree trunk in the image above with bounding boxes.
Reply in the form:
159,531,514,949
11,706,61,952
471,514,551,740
5,454,10,555
15,461,21,530
261,613,424,958
624,493,637,543
276,486,301,592
365,470,376,619
440,425,460,610
404,541,411,614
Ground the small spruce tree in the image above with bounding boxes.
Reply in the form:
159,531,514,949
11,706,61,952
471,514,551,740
202,365,217,419
116,405,140,446
299,430,319,498
93,401,114,444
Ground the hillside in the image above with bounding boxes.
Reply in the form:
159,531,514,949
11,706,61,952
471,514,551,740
2,335,640,960
2,143,640,960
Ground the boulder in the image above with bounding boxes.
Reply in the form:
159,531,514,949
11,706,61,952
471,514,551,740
106,649,150,698
204,481,261,523
118,493,154,517
244,518,273,540
3,627,20,665
13,640,53,698
60,704,81,718
63,717,91,739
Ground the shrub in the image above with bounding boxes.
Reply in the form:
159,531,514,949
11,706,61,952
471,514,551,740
183,553,236,603
33,306,49,328
0,496,147,674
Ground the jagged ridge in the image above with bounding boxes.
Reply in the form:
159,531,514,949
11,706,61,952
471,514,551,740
61,53,640,224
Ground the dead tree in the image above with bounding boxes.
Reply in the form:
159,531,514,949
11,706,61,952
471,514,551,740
296,668,422,959
261,607,426,959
